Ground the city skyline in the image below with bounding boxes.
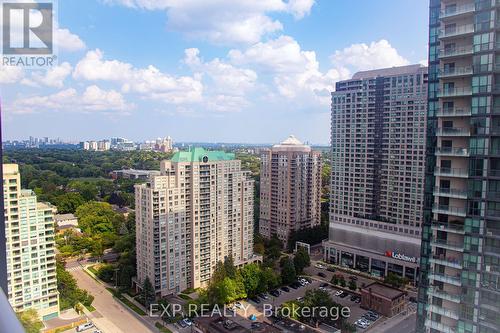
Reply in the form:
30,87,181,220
1,0,428,144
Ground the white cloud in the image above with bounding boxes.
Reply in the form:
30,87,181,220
228,35,349,104
0,64,24,84
105,0,315,44
330,39,410,72
55,28,86,52
21,62,72,88
10,85,131,114
74,49,203,104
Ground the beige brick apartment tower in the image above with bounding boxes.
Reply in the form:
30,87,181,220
259,135,322,244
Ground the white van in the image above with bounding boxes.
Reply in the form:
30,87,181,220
76,322,94,332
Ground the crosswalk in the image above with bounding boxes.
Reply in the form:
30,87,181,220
65,265,83,272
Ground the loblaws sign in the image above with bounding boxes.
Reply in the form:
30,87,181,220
385,251,417,263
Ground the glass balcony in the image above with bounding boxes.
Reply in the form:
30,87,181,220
425,319,456,333
426,304,459,320
438,66,473,78
429,270,462,286
433,187,468,199
439,3,475,19
432,204,466,217
428,287,461,304
436,127,470,137
436,87,472,97
439,24,474,38
429,254,463,269
431,221,465,234
430,238,465,252
434,167,468,178
435,108,471,117
438,46,473,59
435,147,469,157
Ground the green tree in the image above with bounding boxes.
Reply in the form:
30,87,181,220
331,275,339,285
240,263,261,296
142,277,155,308
56,259,94,310
281,258,297,284
293,247,310,274
223,256,237,279
97,264,115,282
55,192,86,213
16,309,43,333
75,201,118,234
260,267,281,291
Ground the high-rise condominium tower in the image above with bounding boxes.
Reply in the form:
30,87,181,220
323,65,428,283
259,135,322,244
417,1,500,332
135,148,257,295
3,164,59,320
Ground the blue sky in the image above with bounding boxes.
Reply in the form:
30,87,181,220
1,0,429,144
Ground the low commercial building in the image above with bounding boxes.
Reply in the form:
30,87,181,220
110,169,160,180
360,282,406,318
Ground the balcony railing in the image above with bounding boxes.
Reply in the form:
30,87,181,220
438,46,473,59
432,204,467,217
431,221,465,234
439,3,475,19
429,270,462,286
426,304,460,320
436,87,472,97
427,286,461,303
438,66,473,78
436,127,471,136
430,255,463,269
435,108,471,117
430,238,465,252
435,147,469,157
433,187,468,199
434,167,468,178
439,24,474,38
425,319,456,333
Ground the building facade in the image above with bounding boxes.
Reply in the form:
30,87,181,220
417,1,500,332
323,65,428,283
259,135,322,244
360,282,407,318
3,164,59,320
135,148,257,295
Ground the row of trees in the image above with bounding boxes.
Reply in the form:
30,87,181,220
330,274,357,291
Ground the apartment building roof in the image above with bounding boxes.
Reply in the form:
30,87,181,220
171,147,235,163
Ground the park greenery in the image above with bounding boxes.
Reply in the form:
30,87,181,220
384,272,409,288
16,309,43,333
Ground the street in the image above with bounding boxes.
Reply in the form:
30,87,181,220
66,260,155,333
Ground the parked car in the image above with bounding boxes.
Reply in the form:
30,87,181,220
349,275,358,281
327,266,336,272
335,290,343,296
250,297,261,304
270,289,280,297
354,297,361,304
339,292,349,298
317,272,326,278
350,295,357,301
290,282,300,289
315,263,325,269
259,293,269,300
320,283,329,288
296,297,303,302
177,320,187,328
281,286,290,292
183,318,193,326
235,301,244,309
77,322,94,332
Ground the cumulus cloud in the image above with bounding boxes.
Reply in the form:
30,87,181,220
0,64,24,84
183,48,257,112
10,85,131,114
73,49,203,104
55,28,86,52
21,62,72,88
105,0,315,44
228,35,349,104
330,39,410,72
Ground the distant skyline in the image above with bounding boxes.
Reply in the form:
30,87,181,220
1,0,429,144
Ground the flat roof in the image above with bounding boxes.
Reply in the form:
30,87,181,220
362,282,405,300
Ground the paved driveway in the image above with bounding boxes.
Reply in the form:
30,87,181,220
66,261,155,333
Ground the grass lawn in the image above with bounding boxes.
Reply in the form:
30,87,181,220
106,287,146,316
155,322,173,333
87,265,99,275
178,294,192,300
